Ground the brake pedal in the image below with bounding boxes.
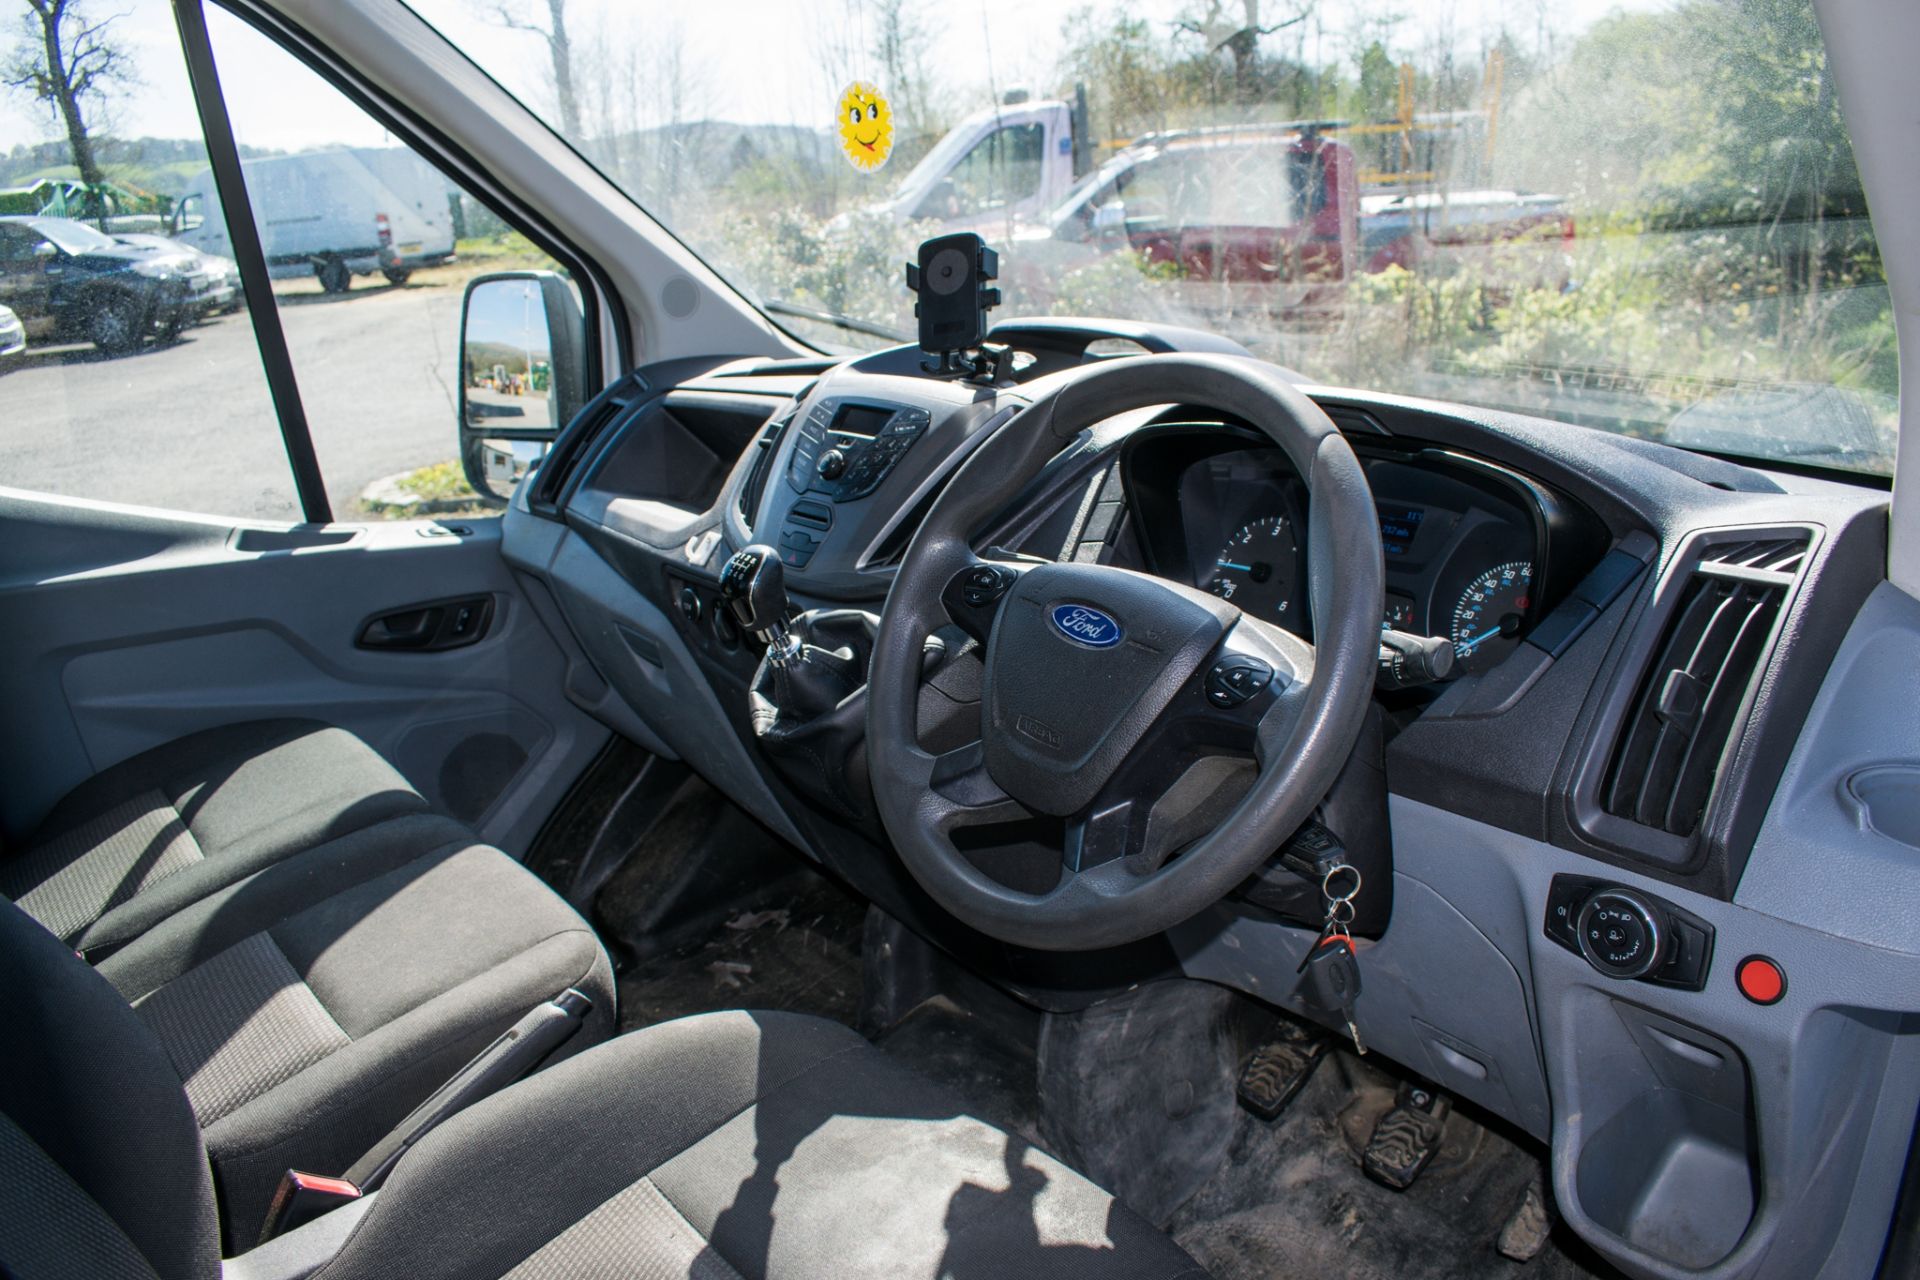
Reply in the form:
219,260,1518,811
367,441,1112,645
1236,1021,1327,1121
1362,1081,1451,1189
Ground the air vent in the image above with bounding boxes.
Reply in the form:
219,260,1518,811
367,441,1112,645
736,415,790,532
1601,535,1808,836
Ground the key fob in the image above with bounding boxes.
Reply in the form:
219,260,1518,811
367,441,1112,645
1297,936,1363,1013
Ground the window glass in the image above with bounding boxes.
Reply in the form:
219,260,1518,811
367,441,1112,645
198,6,576,518
1210,147,1294,227
1114,153,1205,228
933,122,1046,218
410,0,1895,477
0,0,297,519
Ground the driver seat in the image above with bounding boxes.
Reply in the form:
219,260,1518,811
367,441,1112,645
0,894,1208,1280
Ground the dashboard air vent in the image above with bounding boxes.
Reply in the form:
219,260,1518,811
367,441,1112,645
1601,535,1807,837
530,371,650,514
736,415,790,532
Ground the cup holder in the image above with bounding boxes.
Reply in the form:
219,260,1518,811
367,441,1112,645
1844,763,1920,849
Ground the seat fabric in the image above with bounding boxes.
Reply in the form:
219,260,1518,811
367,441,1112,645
86,815,617,1255
1,720,428,953
319,1010,1210,1280
0,895,216,1280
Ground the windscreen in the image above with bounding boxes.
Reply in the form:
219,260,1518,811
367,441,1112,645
407,0,1895,476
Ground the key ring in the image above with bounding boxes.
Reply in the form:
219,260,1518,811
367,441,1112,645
1321,863,1363,906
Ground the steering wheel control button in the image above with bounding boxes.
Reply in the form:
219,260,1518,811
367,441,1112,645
1576,889,1668,980
960,566,1013,608
1736,955,1787,1005
1205,655,1273,707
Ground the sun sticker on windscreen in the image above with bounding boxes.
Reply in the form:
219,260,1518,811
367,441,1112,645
837,81,893,172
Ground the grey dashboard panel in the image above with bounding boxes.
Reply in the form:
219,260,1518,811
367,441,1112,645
1179,792,1920,1280
1738,580,1920,953
520,517,808,852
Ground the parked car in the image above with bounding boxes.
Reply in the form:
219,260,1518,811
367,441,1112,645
0,301,24,365
0,216,222,354
113,232,241,317
169,147,455,292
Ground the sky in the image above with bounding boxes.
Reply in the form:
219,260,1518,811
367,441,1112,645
0,0,1668,159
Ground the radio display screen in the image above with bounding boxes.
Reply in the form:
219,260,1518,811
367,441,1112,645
833,403,895,438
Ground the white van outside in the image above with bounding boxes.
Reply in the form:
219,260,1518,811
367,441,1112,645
170,148,455,292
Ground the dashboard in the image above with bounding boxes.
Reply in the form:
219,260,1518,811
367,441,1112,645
505,319,1906,1280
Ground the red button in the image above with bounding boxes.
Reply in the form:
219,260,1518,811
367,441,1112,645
1736,955,1786,1005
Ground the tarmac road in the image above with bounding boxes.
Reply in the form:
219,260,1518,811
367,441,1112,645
0,271,466,521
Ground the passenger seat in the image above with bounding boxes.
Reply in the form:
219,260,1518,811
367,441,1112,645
1,719,429,953
0,719,617,1253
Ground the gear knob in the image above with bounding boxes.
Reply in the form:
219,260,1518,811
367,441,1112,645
719,545,799,662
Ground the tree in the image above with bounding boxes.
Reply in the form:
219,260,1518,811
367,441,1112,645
1174,1,1308,103
482,0,580,137
3,0,134,194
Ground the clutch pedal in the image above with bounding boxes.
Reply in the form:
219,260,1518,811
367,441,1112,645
1236,1020,1327,1121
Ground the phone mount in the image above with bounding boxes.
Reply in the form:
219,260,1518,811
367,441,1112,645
905,233,1010,382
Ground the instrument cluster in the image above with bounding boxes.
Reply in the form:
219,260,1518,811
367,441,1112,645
1122,427,1589,678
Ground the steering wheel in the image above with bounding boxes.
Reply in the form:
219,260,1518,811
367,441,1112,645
867,354,1384,951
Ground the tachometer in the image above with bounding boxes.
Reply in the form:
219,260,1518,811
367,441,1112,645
1449,561,1534,670
1208,516,1301,625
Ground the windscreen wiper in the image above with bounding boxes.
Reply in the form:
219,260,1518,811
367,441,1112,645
763,297,910,344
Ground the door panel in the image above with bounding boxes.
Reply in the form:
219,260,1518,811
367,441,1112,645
0,491,608,856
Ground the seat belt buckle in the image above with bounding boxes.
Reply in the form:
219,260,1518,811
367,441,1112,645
259,1169,362,1245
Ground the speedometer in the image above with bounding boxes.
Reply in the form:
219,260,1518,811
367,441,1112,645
1449,561,1534,670
1208,516,1301,625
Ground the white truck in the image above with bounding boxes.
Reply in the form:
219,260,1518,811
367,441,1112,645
866,94,1087,235
169,148,455,292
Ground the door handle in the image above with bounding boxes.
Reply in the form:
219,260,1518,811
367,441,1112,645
357,595,493,652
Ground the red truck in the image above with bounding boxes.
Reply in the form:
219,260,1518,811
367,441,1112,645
1028,125,1574,316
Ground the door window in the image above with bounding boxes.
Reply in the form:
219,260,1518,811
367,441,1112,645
202,7,577,520
0,0,297,519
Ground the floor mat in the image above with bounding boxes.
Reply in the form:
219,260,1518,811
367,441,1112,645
874,999,1044,1148
1170,1049,1619,1280
614,871,866,1033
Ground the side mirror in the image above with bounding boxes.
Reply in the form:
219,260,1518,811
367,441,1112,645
32,241,57,260
1091,201,1128,235
457,271,586,504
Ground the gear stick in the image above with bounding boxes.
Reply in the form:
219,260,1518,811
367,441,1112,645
718,544,800,666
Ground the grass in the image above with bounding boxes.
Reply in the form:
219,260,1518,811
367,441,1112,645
356,458,497,519
393,458,478,501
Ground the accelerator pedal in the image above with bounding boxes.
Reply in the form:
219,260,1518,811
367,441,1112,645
1236,1020,1327,1121
1497,1179,1553,1262
1362,1081,1452,1190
